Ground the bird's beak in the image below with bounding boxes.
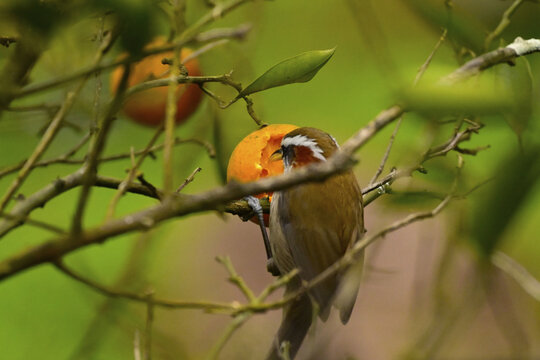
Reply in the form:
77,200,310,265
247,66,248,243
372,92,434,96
269,148,283,162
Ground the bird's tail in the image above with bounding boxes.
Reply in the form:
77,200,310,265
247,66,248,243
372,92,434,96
266,292,313,360
334,251,364,324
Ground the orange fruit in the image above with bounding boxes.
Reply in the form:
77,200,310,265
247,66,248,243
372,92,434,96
110,37,203,127
227,124,299,226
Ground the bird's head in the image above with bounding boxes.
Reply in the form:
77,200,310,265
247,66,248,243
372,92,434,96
270,127,339,172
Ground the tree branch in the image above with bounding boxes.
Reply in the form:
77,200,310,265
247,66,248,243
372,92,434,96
0,31,113,211
441,37,540,84
0,137,215,180
0,105,402,280
1,37,539,282
14,22,252,98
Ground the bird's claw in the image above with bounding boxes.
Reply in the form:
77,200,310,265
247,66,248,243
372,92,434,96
267,258,281,277
244,195,263,217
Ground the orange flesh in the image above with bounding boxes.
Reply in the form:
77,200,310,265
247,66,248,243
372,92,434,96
226,124,299,225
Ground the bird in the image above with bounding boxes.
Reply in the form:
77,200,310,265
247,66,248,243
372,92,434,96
266,127,365,360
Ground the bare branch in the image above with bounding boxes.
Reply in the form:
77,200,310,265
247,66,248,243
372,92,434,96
217,256,256,302
0,211,66,235
1,38,538,281
194,24,252,42
0,171,261,239
144,292,154,360
0,31,113,196
0,137,215,180
484,0,527,51
442,37,540,84
0,104,402,280
0,36,42,118
414,29,448,86
105,127,164,221
14,12,254,99
71,64,131,234
53,260,235,311
492,252,540,302
176,167,202,193
205,313,250,360
0,91,83,211
368,118,402,186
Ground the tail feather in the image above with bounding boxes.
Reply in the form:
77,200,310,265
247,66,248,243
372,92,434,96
334,252,364,324
266,293,312,360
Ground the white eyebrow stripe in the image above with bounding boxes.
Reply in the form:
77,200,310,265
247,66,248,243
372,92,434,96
281,134,326,161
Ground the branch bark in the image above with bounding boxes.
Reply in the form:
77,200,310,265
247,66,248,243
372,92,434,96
1,37,540,282
0,105,403,281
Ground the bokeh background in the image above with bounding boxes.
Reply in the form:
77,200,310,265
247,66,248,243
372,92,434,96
1,0,540,359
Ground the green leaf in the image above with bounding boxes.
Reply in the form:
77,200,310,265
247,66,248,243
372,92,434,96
238,48,335,97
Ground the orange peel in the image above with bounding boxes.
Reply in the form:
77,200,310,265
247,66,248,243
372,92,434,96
227,124,298,226
110,37,203,127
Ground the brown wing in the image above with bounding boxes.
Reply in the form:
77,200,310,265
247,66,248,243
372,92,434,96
270,170,364,318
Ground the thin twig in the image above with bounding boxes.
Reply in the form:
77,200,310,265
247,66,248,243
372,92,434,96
194,23,252,42
362,120,485,200
15,19,253,99
0,137,214,180
216,256,256,302
0,212,66,235
0,171,264,239
492,252,540,302
105,128,164,220
205,313,250,360
53,256,297,316
368,28,447,187
0,32,113,211
0,91,78,212
124,74,242,101
484,0,527,51
181,39,230,64
5,103,59,113
53,260,235,311
134,330,142,360
257,269,299,302
441,37,540,84
368,118,402,186
2,38,539,279
363,167,420,195
414,29,448,86
0,35,42,118
179,0,256,42
71,64,131,234
144,292,155,360
283,194,455,304
163,44,182,194
176,167,202,193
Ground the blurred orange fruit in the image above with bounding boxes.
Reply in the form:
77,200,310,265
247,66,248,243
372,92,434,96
227,124,299,226
110,37,203,127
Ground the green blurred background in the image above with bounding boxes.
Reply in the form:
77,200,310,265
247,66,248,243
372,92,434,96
1,0,540,359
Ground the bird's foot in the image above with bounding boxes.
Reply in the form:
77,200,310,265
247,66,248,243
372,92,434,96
244,195,264,222
266,257,281,277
